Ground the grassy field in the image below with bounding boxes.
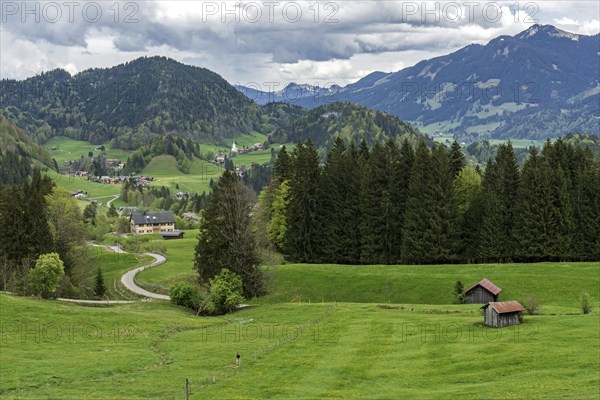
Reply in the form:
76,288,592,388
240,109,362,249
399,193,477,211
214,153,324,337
86,246,154,300
134,230,198,292
142,155,222,194
1,292,598,399
47,172,121,199
44,136,131,164
231,149,274,167
2,237,599,399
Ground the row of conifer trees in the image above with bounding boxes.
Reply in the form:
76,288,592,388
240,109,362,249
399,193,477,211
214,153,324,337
262,137,600,264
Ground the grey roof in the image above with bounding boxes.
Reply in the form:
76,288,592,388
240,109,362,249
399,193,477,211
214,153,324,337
160,230,185,237
130,211,175,225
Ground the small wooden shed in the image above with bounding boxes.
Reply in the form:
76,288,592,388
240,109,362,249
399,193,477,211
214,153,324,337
464,278,501,304
481,301,525,327
160,230,185,240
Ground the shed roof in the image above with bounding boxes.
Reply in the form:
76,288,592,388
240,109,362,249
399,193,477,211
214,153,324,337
481,301,525,314
465,278,502,295
160,230,184,238
130,211,175,225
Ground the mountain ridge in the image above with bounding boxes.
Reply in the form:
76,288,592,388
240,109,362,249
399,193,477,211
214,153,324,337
238,24,600,140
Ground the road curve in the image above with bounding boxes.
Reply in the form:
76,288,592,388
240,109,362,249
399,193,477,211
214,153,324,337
120,253,170,301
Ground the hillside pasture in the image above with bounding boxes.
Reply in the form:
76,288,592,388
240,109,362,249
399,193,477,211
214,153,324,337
44,136,131,164
141,155,222,194
1,293,598,399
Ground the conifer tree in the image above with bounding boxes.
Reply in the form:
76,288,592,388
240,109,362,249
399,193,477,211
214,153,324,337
194,170,262,297
360,142,389,263
284,139,321,262
274,145,292,182
317,138,350,263
477,143,520,261
401,141,434,264
448,140,466,179
513,147,548,261
94,266,106,297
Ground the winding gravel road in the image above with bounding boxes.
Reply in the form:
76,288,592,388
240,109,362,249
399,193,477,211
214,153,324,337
120,252,170,300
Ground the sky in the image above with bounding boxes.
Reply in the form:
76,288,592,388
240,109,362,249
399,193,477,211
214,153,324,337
1,1,599,89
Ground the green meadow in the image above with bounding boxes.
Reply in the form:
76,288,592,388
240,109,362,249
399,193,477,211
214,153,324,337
44,136,132,164
2,227,599,399
142,155,222,194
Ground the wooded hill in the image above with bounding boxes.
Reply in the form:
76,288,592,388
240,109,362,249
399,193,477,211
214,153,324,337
0,116,52,184
0,56,261,149
0,57,431,160
269,102,428,155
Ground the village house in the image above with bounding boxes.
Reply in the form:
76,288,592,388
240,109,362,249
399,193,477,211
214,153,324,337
464,278,502,304
481,301,525,327
130,211,176,234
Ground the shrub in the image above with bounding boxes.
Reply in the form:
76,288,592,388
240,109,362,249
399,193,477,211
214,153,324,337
580,291,592,314
28,253,65,299
169,281,203,312
207,269,244,315
453,280,466,304
521,295,541,315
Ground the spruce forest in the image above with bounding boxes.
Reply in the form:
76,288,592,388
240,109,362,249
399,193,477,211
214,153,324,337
261,137,600,265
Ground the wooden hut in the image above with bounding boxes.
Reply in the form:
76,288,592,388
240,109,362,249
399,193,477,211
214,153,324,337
160,230,185,240
481,301,525,327
464,278,501,304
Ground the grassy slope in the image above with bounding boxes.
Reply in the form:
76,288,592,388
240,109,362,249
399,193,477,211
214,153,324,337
2,234,598,399
135,230,197,290
141,155,222,194
44,136,131,164
261,262,599,309
87,247,154,300
1,294,598,399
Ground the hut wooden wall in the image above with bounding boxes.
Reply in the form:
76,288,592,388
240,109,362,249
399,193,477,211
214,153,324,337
466,286,496,304
484,308,522,327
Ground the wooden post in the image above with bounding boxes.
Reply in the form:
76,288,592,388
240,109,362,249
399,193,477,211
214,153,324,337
185,378,189,400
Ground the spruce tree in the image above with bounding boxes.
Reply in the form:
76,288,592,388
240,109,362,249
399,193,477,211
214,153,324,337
572,149,600,260
274,145,292,182
317,138,353,263
477,143,520,261
94,267,106,297
360,142,389,264
513,147,548,261
194,170,262,297
448,140,466,179
284,140,321,262
401,141,434,264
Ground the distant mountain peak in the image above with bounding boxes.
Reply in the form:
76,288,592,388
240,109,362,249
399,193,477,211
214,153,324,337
517,24,581,41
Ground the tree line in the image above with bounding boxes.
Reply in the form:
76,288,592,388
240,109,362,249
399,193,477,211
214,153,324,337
259,137,599,265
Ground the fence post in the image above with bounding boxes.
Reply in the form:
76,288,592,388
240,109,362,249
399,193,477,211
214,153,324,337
185,378,189,400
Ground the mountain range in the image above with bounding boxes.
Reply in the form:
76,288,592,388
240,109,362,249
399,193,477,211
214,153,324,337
0,24,597,155
238,24,599,140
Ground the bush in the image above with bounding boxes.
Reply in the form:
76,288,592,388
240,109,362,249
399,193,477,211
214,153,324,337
207,269,245,315
453,280,465,304
170,281,203,312
28,253,65,299
521,295,541,315
580,291,592,314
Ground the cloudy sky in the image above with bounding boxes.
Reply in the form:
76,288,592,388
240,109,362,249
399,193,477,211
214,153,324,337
1,1,599,88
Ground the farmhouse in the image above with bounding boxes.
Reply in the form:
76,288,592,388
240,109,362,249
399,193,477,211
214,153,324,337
481,301,525,327
130,211,176,234
464,278,502,304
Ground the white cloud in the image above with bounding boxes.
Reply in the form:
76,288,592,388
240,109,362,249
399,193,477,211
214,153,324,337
0,1,598,85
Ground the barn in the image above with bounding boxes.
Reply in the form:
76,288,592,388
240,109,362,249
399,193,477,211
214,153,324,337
481,301,525,327
464,278,501,304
